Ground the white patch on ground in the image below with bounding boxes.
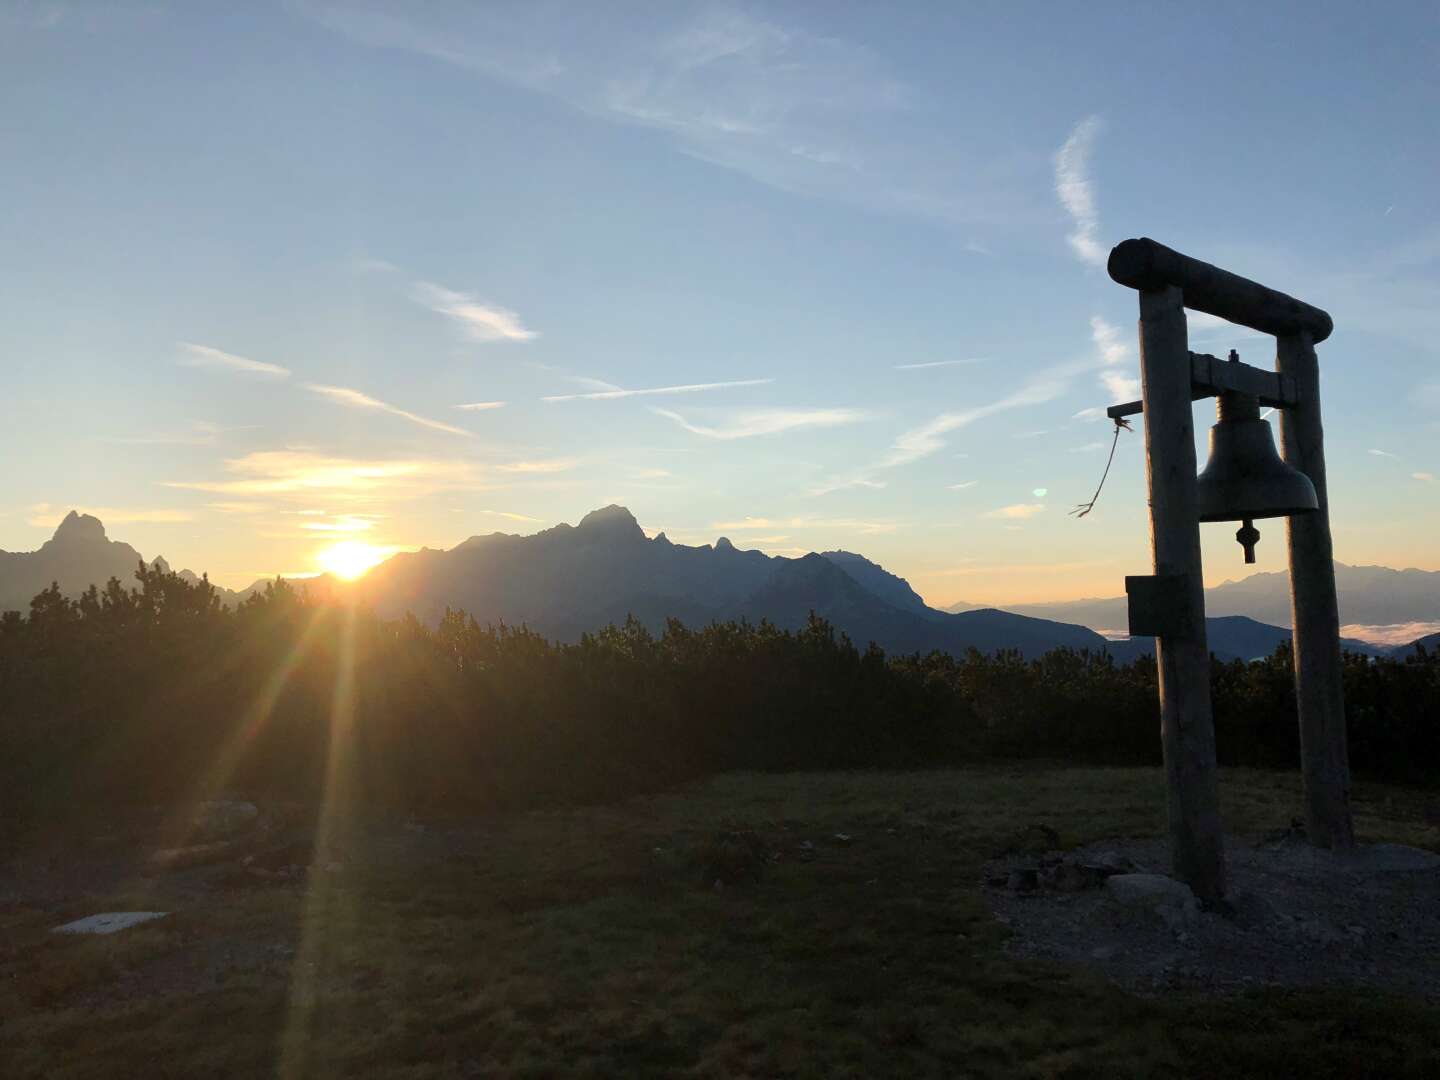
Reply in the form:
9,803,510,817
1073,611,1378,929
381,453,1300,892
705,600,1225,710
52,912,169,935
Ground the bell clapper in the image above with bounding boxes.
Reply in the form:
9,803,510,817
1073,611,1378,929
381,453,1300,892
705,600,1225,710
1236,518,1260,563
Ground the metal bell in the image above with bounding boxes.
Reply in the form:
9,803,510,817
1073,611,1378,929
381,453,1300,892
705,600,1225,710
1196,368,1317,562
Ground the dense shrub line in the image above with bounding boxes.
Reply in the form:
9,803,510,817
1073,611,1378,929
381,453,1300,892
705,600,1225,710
1,565,1435,831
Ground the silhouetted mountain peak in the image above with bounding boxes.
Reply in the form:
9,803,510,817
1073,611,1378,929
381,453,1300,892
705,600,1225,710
575,504,643,541
50,511,107,546
715,536,735,552
151,556,171,574
820,550,934,617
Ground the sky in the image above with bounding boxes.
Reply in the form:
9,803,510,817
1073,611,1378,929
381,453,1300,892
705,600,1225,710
2,0,1437,605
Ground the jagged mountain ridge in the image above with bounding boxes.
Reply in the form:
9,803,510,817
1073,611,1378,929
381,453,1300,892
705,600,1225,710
0,511,229,612
353,505,1109,658
4,506,1431,660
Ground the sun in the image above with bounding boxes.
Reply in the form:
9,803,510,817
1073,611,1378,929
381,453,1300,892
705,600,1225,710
315,541,390,581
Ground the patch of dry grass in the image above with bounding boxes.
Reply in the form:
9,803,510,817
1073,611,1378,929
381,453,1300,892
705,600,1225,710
2,766,1437,1078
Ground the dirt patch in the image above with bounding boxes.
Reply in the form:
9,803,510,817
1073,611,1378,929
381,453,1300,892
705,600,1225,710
985,834,1440,998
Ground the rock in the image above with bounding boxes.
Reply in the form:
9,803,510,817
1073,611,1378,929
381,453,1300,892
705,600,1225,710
53,911,168,935
1228,889,1282,931
146,839,244,873
1047,861,1110,892
1006,868,1039,893
1105,873,1200,927
191,800,259,841
1089,851,1140,875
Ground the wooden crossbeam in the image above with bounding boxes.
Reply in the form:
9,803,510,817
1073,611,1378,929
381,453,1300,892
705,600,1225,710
1106,352,1299,420
1108,237,1333,343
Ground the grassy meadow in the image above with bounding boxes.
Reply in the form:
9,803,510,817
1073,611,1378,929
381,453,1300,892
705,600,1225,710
3,766,1439,1078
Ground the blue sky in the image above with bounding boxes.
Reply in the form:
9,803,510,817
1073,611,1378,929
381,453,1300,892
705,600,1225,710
2,0,1437,603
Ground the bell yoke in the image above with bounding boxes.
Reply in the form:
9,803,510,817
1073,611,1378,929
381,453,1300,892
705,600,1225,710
1104,237,1353,908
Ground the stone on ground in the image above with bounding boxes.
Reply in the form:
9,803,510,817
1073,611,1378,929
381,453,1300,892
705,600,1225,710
52,911,168,935
1105,873,1199,926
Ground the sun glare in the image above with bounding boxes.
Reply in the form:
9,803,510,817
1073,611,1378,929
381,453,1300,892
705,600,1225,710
315,541,390,580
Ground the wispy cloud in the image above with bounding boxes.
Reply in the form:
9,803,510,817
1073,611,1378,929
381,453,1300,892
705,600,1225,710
412,281,536,343
178,342,290,378
894,358,987,371
1054,115,1105,267
654,406,868,440
808,370,1075,496
883,380,1068,470
1368,448,1400,459
494,459,577,474
205,501,271,515
948,480,978,490
303,3,1039,227
476,510,545,523
165,450,484,500
113,420,233,446
1414,472,1434,482
307,384,471,436
543,378,773,402
298,516,377,534
710,515,900,535
456,401,507,411
1069,441,1108,453
1091,316,1140,401
982,503,1046,520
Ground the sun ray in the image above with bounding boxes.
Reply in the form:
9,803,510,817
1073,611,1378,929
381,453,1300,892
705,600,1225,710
150,599,330,856
280,601,362,1075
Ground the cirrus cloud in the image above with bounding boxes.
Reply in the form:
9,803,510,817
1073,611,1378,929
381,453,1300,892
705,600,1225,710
653,406,869,439
412,281,536,343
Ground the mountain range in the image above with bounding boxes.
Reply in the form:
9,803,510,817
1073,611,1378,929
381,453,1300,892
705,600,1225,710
951,563,1440,643
2,507,1433,661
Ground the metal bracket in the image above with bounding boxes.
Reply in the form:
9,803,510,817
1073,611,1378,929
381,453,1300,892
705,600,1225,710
1125,574,1197,638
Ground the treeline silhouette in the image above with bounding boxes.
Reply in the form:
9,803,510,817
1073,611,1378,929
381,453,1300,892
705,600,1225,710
2,564,1436,834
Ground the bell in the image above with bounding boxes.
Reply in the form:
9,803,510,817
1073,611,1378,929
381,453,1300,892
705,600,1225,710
1196,359,1317,562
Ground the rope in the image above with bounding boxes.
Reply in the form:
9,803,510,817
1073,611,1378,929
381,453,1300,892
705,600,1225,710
1070,416,1131,518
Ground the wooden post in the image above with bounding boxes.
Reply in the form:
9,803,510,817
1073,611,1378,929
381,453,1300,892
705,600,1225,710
1138,286,1227,903
1276,332,1355,849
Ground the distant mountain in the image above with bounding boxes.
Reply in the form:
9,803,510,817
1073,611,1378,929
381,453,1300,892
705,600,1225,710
0,512,152,612
1391,631,1440,657
820,550,938,618
1107,615,1386,664
986,563,1440,636
2,506,1420,665
351,505,1111,658
0,511,237,614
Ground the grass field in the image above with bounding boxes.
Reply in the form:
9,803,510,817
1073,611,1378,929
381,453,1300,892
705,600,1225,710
3,766,1439,1078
